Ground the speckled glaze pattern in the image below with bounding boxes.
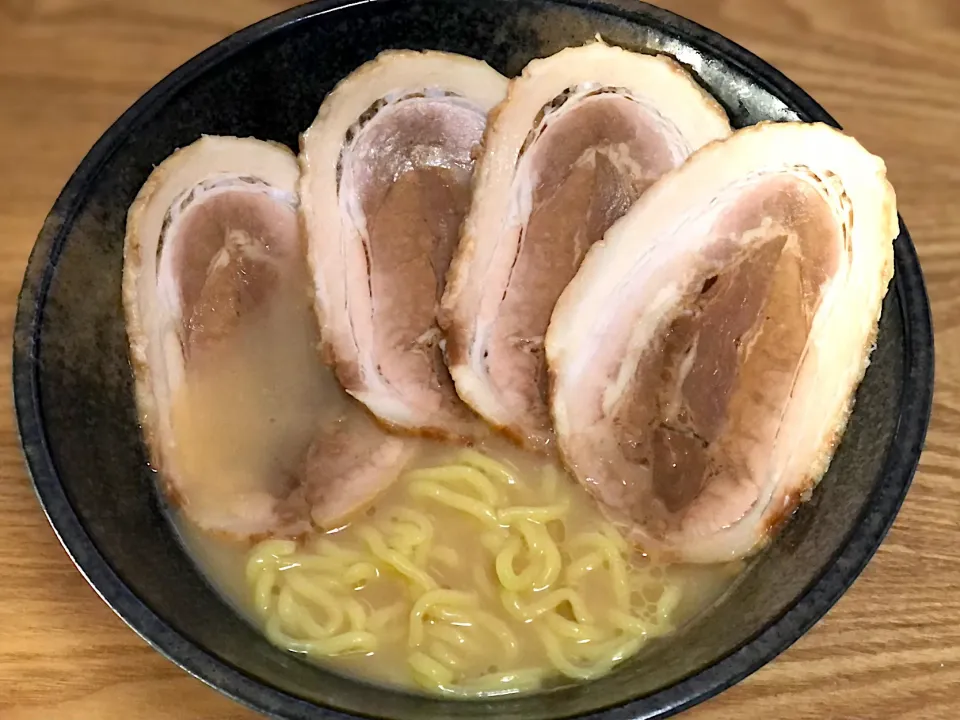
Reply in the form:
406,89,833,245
13,1,933,719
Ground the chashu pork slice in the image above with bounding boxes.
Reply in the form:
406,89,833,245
546,122,898,563
300,50,508,438
123,136,411,539
441,41,731,449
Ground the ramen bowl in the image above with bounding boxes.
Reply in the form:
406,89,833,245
13,1,933,718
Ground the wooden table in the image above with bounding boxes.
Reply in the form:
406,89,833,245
1,1,957,718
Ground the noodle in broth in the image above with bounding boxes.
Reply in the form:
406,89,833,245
244,449,686,696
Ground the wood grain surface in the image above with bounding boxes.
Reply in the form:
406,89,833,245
1,1,957,718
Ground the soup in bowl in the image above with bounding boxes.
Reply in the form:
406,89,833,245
13,1,932,718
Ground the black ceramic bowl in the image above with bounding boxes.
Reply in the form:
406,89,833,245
13,1,934,718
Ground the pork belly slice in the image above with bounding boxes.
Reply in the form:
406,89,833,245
123,136,312,537
303,412,415,530
124,135,413,539
300,50,508,439
441,41,731,449
546,122,898,563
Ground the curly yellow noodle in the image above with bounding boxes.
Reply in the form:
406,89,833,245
265,613,298,647
277,587,300,637
656,583,682,620
383,507,433,543
543,613,607,642
535,625,610,680
380,514,431,559
245,556,265,586
285,573,344,632
500,587,593,624
516,519,562,588
535,626,640,681
378,515,428,561
246,539,296,583
382,535,413,558
567,532,630,609
342,562,380,589
344,597,368,632
306,537,364,562
409,589,477,646
315,631,379,656
497,503,568,524
433,607,475,624
253,567,277,617
403,466,499,505
566,550,603,582
571,633,645,666
284,571,343,592
609,610,650,637
455,449,517,486
442,668,546,697
275,585,303,632
605,549,630,611
409,651,456,688
429,624,468,648
253,538,297,561
428,641,464,670
280,554,348,573
495,536,541,592
494,517,564,593
358,526,436,591
278,585,338,639
415,610,517,667
409,481,499,528
266,615,378,657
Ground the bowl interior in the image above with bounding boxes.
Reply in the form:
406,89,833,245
14,1,930,719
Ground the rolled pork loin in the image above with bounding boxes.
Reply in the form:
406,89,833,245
299,50,508,439
441,41,732,449
123,136,412,538
546,122,898,563
123,136,310,537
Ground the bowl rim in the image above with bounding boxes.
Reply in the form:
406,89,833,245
12,1,935,718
